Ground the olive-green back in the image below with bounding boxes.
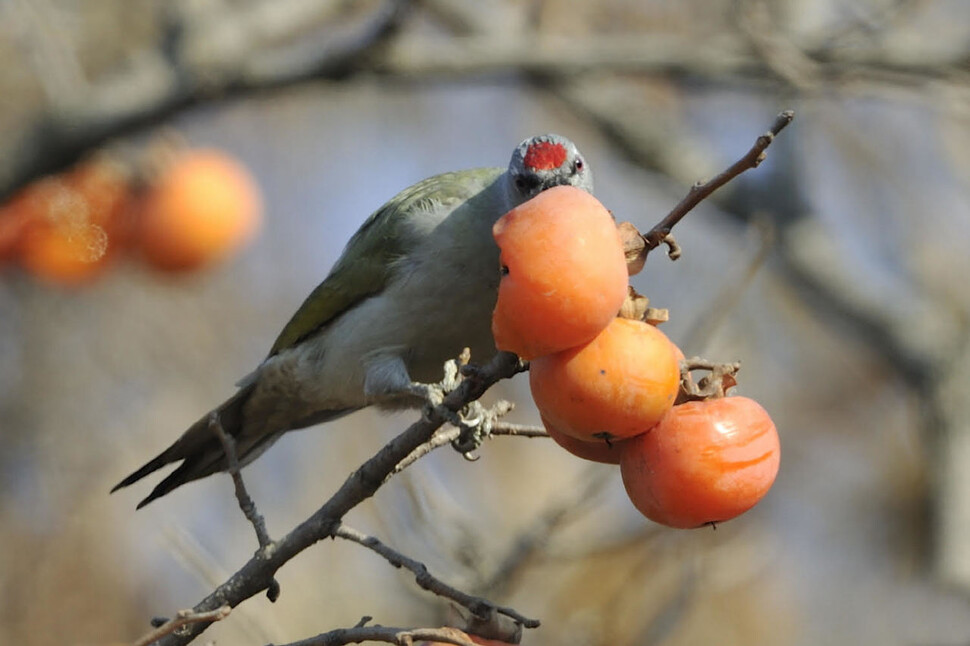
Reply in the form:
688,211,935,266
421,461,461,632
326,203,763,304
268,167,505,356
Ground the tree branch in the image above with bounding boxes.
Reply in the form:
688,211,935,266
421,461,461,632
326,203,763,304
209,412,273,550
208,411,281,602
335,523,536,635
131,606,231,646
639,110,794,258
151,351,524,646
5,0,965,202
270,623,479,646
0,0,412,201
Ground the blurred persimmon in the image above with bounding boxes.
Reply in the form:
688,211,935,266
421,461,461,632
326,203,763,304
19,217,111,286
137,149,262,272
66,157,133,249
0,156,133,284
14,177,113,286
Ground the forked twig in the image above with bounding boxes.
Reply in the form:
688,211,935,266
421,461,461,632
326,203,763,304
209,412,281,601
640,110,794,260
208,413,273,549
335,523,535,639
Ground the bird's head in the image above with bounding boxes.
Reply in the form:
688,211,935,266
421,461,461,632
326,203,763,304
508,133,593,200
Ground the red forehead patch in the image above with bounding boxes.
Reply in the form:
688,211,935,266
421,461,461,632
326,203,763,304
523,141,567,171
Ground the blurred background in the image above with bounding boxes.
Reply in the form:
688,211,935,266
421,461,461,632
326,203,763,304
2,0,970,644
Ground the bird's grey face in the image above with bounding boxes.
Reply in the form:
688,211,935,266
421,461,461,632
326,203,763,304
508,133,594,201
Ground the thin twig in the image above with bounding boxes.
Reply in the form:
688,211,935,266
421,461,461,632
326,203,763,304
640,110,795,257
131,606,231,646
490,422,548,438
391,405,547,475
391,426,462,475
208,412,281,601
270,624,478,646
335,523,538,633
208,412,273,550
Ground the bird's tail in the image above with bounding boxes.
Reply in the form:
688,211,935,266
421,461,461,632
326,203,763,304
111,386,259,509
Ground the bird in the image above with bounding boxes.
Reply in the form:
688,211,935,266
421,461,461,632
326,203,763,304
112,133,594,508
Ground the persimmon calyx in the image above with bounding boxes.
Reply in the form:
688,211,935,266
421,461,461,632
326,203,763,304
618,285,669,325
677,358,741,403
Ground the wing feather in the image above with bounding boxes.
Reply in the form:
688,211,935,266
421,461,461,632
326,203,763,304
268,167,504,356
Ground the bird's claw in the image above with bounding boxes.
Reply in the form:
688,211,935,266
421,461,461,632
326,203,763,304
450,401,491,455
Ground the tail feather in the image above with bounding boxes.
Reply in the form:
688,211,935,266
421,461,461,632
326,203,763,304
110,452,174,493
113,386,363,508
135,456,214,509
111,386,253,507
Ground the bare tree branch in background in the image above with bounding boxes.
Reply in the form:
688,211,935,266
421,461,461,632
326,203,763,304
0,0,412,200
1,0,966,200
474,466,615,600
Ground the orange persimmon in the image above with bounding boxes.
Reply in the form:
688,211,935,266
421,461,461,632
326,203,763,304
619,396,781,529
492,185,627,359
138,149,262,271
67,158,133,250
541,415,622,464
19,219,110,286
529,318,681,442
14,177,113,285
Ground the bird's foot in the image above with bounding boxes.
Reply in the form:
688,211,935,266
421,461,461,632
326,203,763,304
405,381,464,427
451,400,514,460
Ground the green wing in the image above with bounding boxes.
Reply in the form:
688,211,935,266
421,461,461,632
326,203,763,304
268,167,504,356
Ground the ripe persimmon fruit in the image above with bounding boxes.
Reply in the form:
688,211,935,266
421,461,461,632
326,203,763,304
138,149,262,272
619,396,780,529
19,220,110,286
67,158,133,250
13,177,113,285
529,318,682,442
492,185,628,359
2,158,132,277
541,415,622,464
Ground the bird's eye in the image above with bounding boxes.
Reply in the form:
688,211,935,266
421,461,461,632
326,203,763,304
514,176,528,191
574,157,584,172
